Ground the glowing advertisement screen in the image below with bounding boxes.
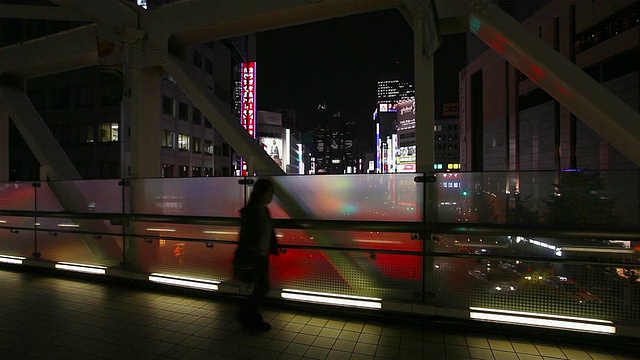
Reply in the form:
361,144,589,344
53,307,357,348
396,145,416,172
240,62,256,175
396,98,416,172
259,136,284,170
397,98,415,131
241,62,256,138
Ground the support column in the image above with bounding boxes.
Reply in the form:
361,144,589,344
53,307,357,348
414,58,435,174
0,109,8,181
129,65,162,179
413,7,437,305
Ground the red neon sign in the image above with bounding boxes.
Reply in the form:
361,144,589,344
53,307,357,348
241,62,256,139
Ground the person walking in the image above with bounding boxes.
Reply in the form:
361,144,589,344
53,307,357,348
233,178,279,330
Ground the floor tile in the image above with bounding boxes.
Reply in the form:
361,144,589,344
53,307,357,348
0,269,636,360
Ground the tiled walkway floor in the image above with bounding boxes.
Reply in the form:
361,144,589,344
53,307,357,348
0,268,637,360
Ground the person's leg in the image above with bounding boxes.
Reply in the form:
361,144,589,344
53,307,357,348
239,258,271,330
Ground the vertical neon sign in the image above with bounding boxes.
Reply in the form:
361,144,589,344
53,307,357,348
241,62,256,175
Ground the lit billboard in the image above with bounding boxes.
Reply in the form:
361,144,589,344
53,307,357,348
397,98,415,131
240,62,256,176
396,145,416,172
378,102,398,113
259,136,284,170
241,62,256,138
396,98,416,172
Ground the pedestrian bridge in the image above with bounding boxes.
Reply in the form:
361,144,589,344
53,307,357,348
0,171,638,340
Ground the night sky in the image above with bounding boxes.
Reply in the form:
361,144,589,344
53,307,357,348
256,9,466,151
256,9,414,129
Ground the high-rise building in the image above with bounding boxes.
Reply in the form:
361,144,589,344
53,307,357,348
375,78,414,173
311,106,357,174
3,2,252,180
460,0,639,172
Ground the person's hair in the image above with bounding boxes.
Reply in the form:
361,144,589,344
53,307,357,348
248,178,273,205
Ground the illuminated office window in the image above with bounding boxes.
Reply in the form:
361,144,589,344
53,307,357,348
204,140,213,154
178,134,189,150
162,130,174,148
100,123,118,142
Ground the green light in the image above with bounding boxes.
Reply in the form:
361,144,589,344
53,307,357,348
470,15,482,35
461,189,470,197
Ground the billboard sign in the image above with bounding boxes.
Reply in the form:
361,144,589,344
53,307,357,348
397,98,415,131
396,145,416,172
378,102,398,113
241,62,256,138
259,136,284,170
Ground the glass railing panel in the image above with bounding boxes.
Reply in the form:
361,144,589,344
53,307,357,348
0,227,35,258
36,180,124,212
271,174,423,221
128,222,239,242
273,229,423,301
435,170,640,230
33,217,123,266
0,181,36,210
125,234,236,281
35,230,122,267
127,177,245,216
428,252,640,328
434,233,638,264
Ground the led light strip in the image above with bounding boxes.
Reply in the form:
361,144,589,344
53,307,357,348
202,230,238,235
559,246,633,254
0,255,26,265
469,307,615,334
148,273,219,291
55,262,107,275
146,227,176,232
281,289,382,309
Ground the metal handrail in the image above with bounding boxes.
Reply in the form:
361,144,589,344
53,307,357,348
1,224,636,269
1,209,639,240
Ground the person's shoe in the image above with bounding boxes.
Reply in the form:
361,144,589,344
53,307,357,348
240,317,271,331
252,319,271,331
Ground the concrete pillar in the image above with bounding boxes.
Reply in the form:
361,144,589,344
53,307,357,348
0,109,8,181
129,65,162,179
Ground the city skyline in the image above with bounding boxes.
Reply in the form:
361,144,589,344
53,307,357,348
256,9,414,130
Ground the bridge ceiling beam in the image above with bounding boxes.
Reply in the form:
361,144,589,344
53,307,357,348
0,4,91,21
147,0,404,54
456,1,640,167
0,24,99,81
49,0,139,30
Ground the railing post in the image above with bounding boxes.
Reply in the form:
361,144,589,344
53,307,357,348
118,179,130,268
32,181,41,258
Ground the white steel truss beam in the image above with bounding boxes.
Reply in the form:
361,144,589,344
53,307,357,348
0,86,80,181
0,24,99,80
0,4,91,21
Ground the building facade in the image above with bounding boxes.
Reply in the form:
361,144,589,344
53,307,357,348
4,11,252,180
460,0,640,172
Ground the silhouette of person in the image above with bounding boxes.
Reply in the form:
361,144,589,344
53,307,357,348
233,178,279,330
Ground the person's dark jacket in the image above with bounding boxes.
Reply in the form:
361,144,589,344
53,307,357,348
233,204,278,282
